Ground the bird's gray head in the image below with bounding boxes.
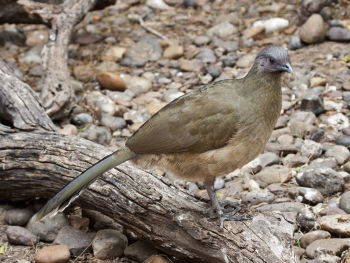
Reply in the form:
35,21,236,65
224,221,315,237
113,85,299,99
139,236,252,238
254,46,292,74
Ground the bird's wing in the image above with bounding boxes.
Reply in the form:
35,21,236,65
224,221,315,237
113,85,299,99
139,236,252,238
126,80,240,154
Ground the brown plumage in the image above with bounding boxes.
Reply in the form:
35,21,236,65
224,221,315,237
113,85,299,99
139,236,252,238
34,46,292,227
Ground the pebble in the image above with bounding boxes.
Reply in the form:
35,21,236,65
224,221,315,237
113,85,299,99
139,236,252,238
124,109,151,124
194,35,211,46
254,165,291,187
96,61,119,73
83,209,123,232
80,125,112,145
6,226,38,246
343,92,350,108
296,167,344,195
310,77,327,88
324,145,350,164
222,52,239,67
101,115,126,131
73,33,102,44
19,46,42,64
97,72,126,91
339,191,350,213
27,212,69,242
184,0,196,8
124,240,157,262
244,26,264,39
73,64,94,82
214,177,225,190
258,152,280,167
121,74,152,95
319,206,347,216
327,27,350,42
299,230,331,249
35,245,71,263
92,229,128,259
241,189,275,205
101,46,126,61
300,95,324,115
319,214,350,237
299,14,326,44
326,113,349,130
335,135,350,148
121,36,162,67
305,238,350,259
297,187,324,204
213,39,239,52
283,154,308,168
308,158,337,170
253,18,289,33
300,139,323,159
179,59,202,72
25,29,49,47
146,0,171,10
196,47,216,63
85,91,116,116
54,226,95,256
71,113,93,125
59,124,78,136
289,35,302,50
163,45,184,59
5,208,33,226
236,54,255,68
207,65,221,78
278,134,294,145
207,22,238,39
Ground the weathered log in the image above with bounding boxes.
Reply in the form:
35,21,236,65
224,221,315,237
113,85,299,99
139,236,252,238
0,59,56,131
0,129,296,263
0,0,116,25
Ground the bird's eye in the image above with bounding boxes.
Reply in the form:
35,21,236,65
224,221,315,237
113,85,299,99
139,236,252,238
269,57,276,64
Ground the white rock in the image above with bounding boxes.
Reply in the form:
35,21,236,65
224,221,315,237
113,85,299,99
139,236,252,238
86,91,116,116
146,0,171,10
207,22,238,39
120,74,152,95
324,100,343,112
253,18,289,33
326,113,349,130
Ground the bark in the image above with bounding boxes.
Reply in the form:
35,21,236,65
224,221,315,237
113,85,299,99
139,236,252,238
0,60,56,131
0,0,116,25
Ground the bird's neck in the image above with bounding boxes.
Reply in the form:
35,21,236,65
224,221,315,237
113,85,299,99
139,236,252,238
243,65,282,96
241,65,283,128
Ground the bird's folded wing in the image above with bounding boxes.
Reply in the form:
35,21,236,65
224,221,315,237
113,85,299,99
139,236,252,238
126,83,239,154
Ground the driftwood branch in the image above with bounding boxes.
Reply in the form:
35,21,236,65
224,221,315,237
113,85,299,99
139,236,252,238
16,0,98,120
0,130,296,263
0,0,116,25
0,59,56,131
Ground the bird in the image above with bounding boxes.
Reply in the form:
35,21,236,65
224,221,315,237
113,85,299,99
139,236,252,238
33,46,292,227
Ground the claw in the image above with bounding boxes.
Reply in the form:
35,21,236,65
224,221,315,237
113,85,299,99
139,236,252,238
204,180,249,228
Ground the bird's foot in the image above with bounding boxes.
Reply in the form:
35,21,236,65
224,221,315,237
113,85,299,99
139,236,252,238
205,201,250,229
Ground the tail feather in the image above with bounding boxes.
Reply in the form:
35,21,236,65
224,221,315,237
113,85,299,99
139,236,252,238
33,147,136,221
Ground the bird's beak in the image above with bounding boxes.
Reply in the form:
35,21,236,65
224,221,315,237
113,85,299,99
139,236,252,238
281,62,293,73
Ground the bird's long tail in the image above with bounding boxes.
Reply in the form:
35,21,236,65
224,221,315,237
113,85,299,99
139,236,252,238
32,147,136,221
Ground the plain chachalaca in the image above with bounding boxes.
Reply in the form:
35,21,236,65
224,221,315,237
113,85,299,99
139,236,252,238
33,46,292,227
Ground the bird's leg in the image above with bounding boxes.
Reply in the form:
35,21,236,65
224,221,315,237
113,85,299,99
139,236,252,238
205,179,250,228
205,179,224,228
